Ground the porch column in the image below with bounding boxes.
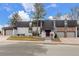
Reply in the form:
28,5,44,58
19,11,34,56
13,29,15,36
54,20,56,33
2,30,5,36
64,18,67,37
75,27,77,38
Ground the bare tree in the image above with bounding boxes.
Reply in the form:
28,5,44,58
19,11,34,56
33,3,46,36
9,13,22,26
71,7,79,20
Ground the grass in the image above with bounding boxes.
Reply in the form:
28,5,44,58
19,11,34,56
7,36,45,41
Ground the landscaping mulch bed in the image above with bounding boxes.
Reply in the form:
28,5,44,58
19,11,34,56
7,36,45,41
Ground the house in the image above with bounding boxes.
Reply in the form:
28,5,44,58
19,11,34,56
41,20,77,38
2,20,78,38
2,26,15,36
2,21,32,36
41,20,54,37
56,20,77,37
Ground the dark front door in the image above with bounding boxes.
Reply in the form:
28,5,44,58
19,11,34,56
45,30,51,37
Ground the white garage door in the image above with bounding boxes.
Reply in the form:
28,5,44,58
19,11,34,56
57,32,64,37
67,32,75,37
6,30,13,35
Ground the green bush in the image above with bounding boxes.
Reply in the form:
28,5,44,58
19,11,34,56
53,33,61,41
54,33,58,38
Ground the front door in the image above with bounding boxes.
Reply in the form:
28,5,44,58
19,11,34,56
45,30,51,37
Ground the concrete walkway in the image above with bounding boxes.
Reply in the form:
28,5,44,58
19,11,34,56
0,36,9,41
0,36,20,45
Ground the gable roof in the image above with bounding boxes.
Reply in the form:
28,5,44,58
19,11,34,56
55,20,65,27
42,20,54,30
55,20,77,27
67,20,77,27
15,21,30,27
2,27,13,30
2,20,77,30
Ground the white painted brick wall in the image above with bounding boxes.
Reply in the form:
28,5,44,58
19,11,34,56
17,27,32,36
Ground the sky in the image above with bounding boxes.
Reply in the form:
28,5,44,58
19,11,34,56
0,3,79,29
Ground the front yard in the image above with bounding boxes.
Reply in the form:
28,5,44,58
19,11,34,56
7,36,45,41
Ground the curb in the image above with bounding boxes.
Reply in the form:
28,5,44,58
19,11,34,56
1,40,79,45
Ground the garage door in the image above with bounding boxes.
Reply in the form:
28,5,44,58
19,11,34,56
6,30,13,35
67,32,75,37
57,32,64,37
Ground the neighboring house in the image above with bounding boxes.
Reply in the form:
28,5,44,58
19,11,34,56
2,20,78,38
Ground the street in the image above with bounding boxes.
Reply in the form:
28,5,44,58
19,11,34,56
0,42,79,56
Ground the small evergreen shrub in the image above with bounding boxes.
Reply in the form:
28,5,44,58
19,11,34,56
51,33,60,41
53,33,60,41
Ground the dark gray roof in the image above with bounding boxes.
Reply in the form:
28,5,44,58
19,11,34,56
3,20,77,30
32,20,43,27
55,20,65,27
42,20,54,30
67,20,77,27
55,20,77,27
15,21,30,27
2,27,13,30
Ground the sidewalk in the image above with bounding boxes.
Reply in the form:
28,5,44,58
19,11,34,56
3,39,79,45
1,36,79,45
13,38,79,45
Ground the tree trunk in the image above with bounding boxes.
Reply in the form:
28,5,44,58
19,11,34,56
40,20,42,34
36,20,39,36
64,27,67,37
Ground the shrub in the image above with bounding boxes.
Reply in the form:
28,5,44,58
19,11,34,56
54,33,58,38
51,33,60,42
54,33,60,41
